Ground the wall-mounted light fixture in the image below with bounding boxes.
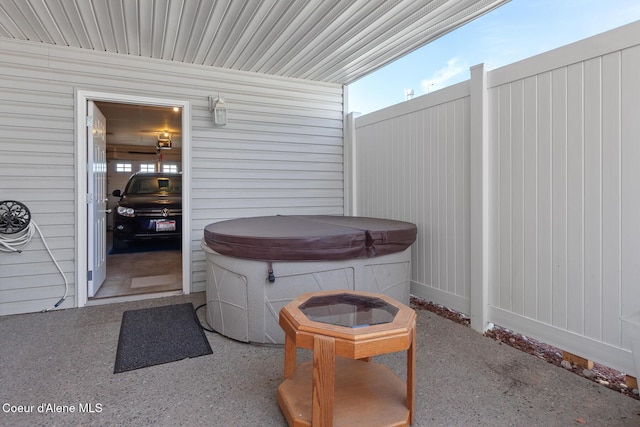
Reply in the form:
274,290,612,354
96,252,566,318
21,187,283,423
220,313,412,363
208,94,227,126
156,131,172,150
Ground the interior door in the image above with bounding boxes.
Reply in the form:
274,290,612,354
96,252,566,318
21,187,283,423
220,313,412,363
87,101,108,297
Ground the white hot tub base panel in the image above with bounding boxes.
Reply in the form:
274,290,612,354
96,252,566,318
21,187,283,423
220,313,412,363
202,241,411,344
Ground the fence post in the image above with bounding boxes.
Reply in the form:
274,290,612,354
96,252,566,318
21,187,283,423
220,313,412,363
469,64,490,332
344,110,360,216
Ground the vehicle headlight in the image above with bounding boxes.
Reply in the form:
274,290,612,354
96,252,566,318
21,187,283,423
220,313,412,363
117,206,135,217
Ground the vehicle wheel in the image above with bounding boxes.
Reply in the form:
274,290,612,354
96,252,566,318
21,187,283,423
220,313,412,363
112,238,128,250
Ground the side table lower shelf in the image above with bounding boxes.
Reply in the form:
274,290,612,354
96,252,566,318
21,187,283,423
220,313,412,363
277,357,410,427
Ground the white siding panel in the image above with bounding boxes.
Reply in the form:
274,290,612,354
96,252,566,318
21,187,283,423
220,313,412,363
511,79,525,316
583,57,603,340
0,39,344,315
551,67,567,330
566,62,585,335
486,26,639,374
353,21,640,376
355,83,472,314
499,84,511,311
601,51,622,346
488,85,500,310
522,75,538,320
537,71,553,325
621,45,640,338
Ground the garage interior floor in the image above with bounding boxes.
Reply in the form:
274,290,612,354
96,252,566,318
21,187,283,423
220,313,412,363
92,232,182,299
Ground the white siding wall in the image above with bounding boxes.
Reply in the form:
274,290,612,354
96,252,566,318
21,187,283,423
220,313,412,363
354,83,472,314
0,39,344,316
486,22,640,375
353,21,640,376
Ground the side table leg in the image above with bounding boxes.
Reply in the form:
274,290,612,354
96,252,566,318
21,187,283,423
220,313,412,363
283,331,296,378
313,335,335,427
407,319,416,424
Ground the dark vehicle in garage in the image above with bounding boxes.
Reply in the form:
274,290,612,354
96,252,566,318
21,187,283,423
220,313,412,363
111,172,182,249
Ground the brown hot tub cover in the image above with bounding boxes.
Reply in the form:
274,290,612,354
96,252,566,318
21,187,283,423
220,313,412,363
203,215,417,261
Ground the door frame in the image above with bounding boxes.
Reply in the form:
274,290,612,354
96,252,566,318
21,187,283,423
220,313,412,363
75,89,192,307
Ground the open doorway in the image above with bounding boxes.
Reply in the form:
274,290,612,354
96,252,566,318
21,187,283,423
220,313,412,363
92,101,183,299
75,91,191,306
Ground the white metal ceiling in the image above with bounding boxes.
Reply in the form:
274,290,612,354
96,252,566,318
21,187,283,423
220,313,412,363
0,0,508,84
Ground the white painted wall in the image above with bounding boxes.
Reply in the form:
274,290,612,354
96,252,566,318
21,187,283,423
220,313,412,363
0,39,344,315
354,20,640,376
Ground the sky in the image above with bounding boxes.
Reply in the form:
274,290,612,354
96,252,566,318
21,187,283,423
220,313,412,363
347,0,640,115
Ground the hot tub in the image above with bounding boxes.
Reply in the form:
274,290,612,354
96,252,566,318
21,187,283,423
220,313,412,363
201,215,417,344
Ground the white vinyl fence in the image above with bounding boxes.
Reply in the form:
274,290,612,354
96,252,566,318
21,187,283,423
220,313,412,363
352,21,640,377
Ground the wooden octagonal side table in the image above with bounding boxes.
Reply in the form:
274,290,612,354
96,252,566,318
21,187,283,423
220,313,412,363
277,290,417,427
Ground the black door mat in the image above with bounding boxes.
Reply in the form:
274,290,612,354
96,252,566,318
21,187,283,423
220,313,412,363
114,303,212,373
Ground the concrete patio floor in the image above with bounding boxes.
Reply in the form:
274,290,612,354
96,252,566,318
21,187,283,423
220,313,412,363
1,292,638,426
